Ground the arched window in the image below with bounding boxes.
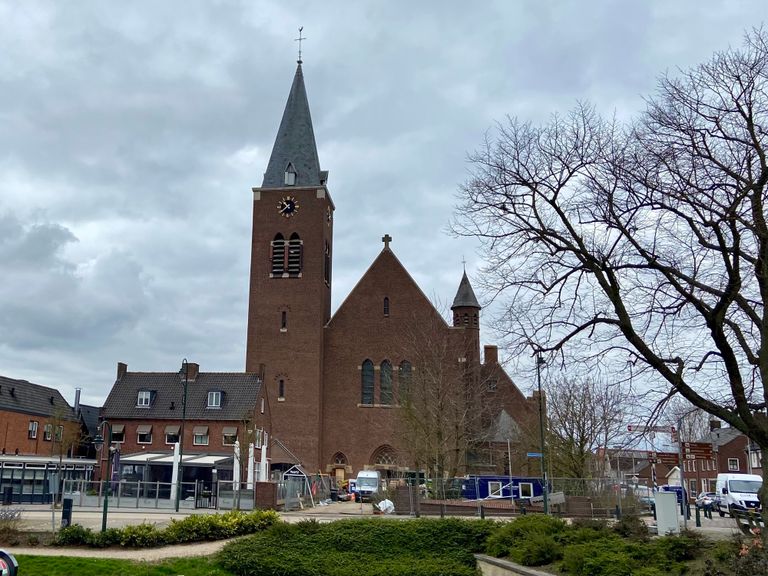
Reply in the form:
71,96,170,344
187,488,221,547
361,359,374,405
278,379,286,399
463,313,469,325
332,452,348,466
473,313,478,326
281,310,287,330
287,233,302,276
372,445,398,467
284,163,297,186
380,360,392,405
383,297,390,317
398,360,412,402
271,234,285,275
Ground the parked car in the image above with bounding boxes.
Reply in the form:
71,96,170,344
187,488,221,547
695,492,717,509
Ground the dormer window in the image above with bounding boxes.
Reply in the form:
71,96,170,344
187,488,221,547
207,390,222,408
137,390,153,407
284,163,297,186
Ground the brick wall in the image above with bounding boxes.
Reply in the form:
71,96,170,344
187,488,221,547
0,408,81,457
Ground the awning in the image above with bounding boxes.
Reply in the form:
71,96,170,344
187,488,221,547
111,424,125,433
193,426,209,435
136,424,152,434
222,426,237,435
165,425,180,435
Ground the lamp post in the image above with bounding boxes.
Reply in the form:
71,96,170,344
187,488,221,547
175,358,189,512
536,354,549,515
93,420,113,532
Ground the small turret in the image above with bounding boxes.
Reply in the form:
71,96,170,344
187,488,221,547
451,271,480,329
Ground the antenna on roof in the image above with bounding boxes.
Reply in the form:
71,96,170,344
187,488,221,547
295,26,306,64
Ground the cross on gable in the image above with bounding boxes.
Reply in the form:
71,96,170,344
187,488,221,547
382,234,392,249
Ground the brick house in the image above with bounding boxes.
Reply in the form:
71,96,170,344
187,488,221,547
244,60,539,481
99,362,268,486
0,374,85,458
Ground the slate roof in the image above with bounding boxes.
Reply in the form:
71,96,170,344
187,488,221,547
101,371,263,421
451,271,480,309
0,374,77,420
262,63,325,188
703,426,744,448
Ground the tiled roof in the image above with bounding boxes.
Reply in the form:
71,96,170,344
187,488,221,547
101,371,262,421
261,63,324,188
0,374,76,420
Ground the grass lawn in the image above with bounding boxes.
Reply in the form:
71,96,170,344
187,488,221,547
13,555,233,576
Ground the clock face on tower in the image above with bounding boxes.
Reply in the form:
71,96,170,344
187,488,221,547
277,196,299,218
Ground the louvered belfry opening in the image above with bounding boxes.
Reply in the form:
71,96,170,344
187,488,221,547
287,233,303,276
271,233,286,275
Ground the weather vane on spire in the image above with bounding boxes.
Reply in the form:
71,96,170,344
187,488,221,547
295,26,306,64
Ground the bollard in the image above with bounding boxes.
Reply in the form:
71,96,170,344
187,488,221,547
479,505,485,519
61,497,73,528
695,506,701,527
614,504,621,520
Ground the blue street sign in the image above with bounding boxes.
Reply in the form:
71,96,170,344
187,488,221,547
527,452,543,458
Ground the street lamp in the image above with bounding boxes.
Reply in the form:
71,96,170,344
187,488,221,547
93,420,114,532
536,354,549,515
175,358,189,512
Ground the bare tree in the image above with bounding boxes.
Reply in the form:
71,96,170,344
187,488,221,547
454,30,768,507
396,308,497,479
540,377,629,479
660,397,711,443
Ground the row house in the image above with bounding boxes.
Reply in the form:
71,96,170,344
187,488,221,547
100,362,270,492
0,374,98,503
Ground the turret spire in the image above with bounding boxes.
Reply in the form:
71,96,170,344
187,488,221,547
451,271,480,310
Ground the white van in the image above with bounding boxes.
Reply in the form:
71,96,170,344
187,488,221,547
715,473,762,516
355,470,381,502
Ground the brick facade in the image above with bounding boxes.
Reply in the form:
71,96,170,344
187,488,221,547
0,408,81,457
244,64,540,479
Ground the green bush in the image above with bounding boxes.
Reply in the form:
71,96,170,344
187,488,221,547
163,509,280,544
485,514,566,559
507,532,562,566
218,518,489,576
88,528,122,548
119,522,164,547
55,524,93,546
612,513,649,540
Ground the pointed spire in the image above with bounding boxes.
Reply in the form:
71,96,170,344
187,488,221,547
451,271,480,310
261,63,325,188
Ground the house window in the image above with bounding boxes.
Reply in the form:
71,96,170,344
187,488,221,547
111,424,125,443
380,360,393,405
519,483,534,499
487,378,498,391
383,297,390,317
137,425,153,444
28,421,38,439
278,379,286,400
193,426,209,446
137,390,152,407
223,427,238,446
361,359,374,405
284,163,297,186
55,425,63,442
207,390,222,408
728,458,740,471
689,479,697,494
43,424,53,441
271,234,286,275
750,450,762,470
287,233,302,275
165,425,180,445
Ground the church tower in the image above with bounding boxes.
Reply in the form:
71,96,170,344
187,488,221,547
451,271,481,366
245,60,333,472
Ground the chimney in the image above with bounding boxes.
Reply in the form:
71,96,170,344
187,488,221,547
484,345,498,365
74,388,81,415
180,362,199,382
709,419,721,431
117,362,128,381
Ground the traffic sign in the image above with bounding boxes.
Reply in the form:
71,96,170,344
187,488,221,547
526,452,543,458
628,425,676,433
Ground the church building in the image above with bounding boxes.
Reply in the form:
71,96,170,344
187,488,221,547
245,58,539,482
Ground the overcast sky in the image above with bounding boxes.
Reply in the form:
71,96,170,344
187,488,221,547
0,1,764,408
